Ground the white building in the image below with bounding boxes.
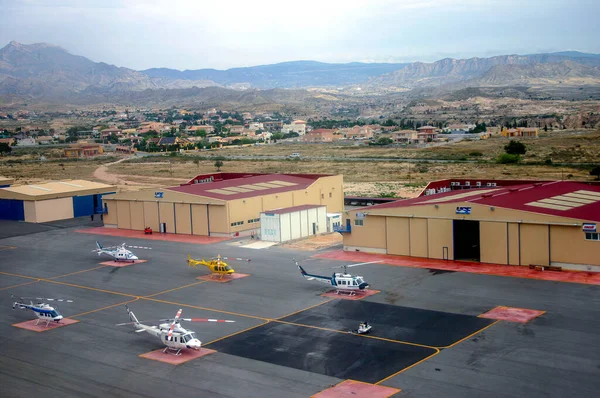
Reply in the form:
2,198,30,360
260,204,326,242
282,120,306,136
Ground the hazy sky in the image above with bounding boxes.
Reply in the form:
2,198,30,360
1,0,599,70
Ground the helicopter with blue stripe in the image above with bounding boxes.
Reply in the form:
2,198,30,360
294,259,382,295
12,295,73,326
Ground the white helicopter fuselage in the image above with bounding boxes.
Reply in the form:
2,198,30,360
13,302,63,324
134,322,202,351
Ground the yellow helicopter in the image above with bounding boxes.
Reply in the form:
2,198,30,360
187,254,250,278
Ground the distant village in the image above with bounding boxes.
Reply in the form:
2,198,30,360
0,107,540,158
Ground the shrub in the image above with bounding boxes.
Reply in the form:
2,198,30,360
497,153,521,164
504,140,527,155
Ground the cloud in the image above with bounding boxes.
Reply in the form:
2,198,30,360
1,0,598,69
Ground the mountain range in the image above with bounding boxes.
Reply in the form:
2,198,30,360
1,40,600,105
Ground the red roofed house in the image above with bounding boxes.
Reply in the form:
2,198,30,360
302,129,337,142
342,180,600,271
102,172,343,237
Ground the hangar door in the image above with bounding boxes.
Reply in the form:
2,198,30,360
453,220,480,261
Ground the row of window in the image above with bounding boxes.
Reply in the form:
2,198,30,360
248,218,260,223
263,228,278,236
231,221,244,226
585,233,600,241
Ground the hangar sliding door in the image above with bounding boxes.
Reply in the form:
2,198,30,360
453,220,480,262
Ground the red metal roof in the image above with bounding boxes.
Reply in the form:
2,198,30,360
364,181,600,222
263,204,325,215
167,173,324,200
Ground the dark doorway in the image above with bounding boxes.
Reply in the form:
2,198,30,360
453,220,480,261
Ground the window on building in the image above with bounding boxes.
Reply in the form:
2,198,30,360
585,232,600,241
329,192,332,198
230,221,244,226
321,193,324,199
354,219,364,226
248,218,260,224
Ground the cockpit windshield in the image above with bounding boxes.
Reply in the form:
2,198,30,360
49,310,59,317
188,332,197,340
182,334,191,343
356,277,364,285
224,266,232,271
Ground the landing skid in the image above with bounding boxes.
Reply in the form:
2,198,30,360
335,289,356,296
34,319,53,327
163,346,182,356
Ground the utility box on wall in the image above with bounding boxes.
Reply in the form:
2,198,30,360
260,205,327,243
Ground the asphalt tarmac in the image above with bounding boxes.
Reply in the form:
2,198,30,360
1,221,599,398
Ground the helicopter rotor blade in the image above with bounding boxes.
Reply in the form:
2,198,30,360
332,260,384,269
185,318,235,323
36,298,74,303
221,257,251,262
167,309,183,340
126,245,152,250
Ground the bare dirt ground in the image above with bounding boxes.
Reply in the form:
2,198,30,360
1,130,598,198
280,233,343,251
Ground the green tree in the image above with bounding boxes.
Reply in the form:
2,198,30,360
214,158,224,171
590,166,600,180
0,142,11,155
504,140,527,155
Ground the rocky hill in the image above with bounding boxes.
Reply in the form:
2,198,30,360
143,60,409,89
370,53,600,88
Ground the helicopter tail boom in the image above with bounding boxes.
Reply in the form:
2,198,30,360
125,305,140,325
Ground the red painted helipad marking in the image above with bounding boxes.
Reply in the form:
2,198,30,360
77,227,230,244
313,380,400,398
321,289,380,300
315,251,600,286
12,318,79,332
140,347,216,365
100,259,148,267
479,306,545,323
196,273,250,283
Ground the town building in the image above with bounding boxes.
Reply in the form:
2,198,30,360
302,129,337,142
282,120,306,136
501,127,539,138
102,172,343,237
340,180,600,271
64,143,104,158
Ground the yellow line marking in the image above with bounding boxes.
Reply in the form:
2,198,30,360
144,281,207,298
47,265,110,280
375,349,441,384
440,320,500,349
276,298,334,319
43,279,137,298
0,280,41,291
70,298,140,318
274,319,438,350
0,245,17,250
142,297,269,321
204,320,271,346
0,271,40,281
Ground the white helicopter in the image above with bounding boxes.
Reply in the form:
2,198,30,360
117,305,235,355
295,259,381,295
12,295,73,326
93,241,151,262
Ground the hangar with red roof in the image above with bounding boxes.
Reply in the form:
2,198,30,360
342,180,600,271
102,173,343,237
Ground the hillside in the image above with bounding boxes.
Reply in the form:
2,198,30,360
143,60,408,89
370,53,600,88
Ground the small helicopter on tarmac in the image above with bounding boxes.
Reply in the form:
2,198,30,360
93,241,151,262
295,259,381,295
187,254,251,278
117,305,235,355
11,295,73,326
